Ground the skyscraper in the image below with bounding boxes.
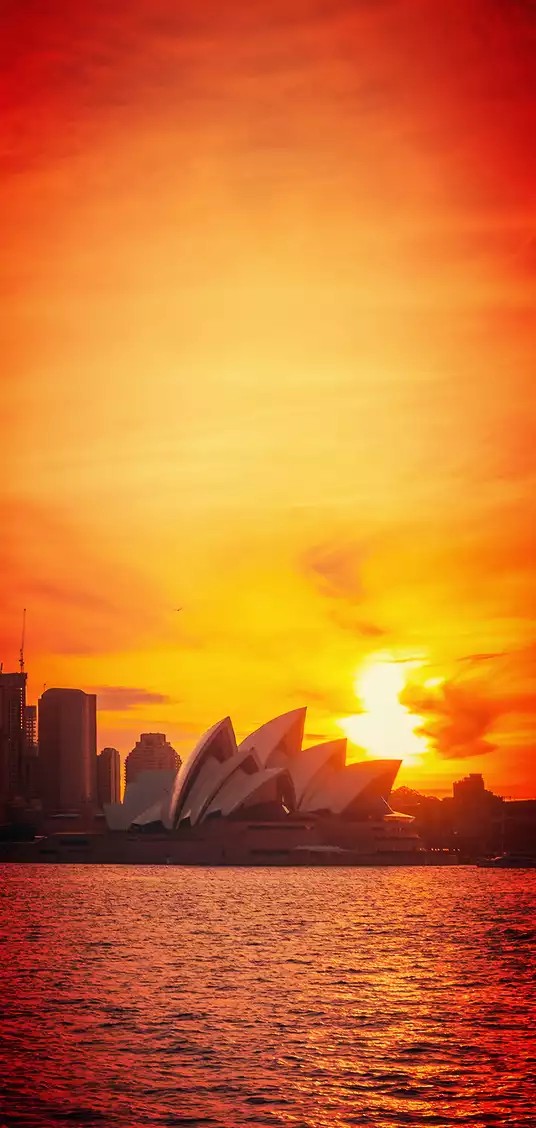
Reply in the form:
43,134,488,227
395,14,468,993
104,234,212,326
24,705,37,751
0,671,27,816
125,733,180,787
97,747,121,807
38,689,97,814
22,704,39,802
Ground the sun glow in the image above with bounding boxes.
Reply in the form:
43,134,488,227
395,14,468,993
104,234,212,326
339,656,428,764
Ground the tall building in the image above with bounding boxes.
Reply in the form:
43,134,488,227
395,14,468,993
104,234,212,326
125,733,180,787
22,704,39,801
24,704,37,751
97,747,121,807
38,689,97,813
0,671,27,815
451,773,502,856
453,773,486,803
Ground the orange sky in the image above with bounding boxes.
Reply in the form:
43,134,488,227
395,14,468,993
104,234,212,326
1,1,535,796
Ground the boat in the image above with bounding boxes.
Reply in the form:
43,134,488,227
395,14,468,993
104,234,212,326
477,853,536,868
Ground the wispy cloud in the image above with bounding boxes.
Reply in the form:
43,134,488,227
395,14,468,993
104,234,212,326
89,686,174,711
301,539,391,643
303,541,364,601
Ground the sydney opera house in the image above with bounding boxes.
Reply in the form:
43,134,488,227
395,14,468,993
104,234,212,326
99,709,425,865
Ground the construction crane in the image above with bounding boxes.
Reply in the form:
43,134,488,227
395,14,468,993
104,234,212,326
19,608,26,674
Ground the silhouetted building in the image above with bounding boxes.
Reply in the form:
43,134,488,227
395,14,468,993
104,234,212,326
502,800,536,856
452,773,486,803
391,787,453,851
125,733,180,787
24,704,37,751
38,689,97,814
451,772,503,855
97,747,121,807
0,672,27,815
22,704,40,801
392,775,522,859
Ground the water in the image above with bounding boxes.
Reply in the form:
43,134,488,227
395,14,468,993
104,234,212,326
0,866,534,1128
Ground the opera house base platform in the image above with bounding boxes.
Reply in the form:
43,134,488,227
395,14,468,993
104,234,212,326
0,814,452,866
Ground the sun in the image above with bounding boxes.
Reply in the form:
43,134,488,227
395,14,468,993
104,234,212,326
338,655,428,763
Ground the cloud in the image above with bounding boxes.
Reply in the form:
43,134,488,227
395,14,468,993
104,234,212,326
301,539,392,644
401,676,536,761
303,541,364,601
90,686,173,711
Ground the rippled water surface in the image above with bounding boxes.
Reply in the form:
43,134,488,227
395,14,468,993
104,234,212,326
0,865,535,1127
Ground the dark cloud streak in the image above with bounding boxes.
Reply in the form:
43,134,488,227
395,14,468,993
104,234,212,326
89,686,174,711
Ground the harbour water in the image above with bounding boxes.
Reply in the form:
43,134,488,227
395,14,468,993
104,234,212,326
1,865,534,1127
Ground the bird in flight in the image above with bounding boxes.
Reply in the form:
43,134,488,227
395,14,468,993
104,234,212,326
175,607,183,612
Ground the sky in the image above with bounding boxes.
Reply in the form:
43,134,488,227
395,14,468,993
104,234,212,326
1,0,535,796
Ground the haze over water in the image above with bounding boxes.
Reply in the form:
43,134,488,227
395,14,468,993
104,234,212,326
1,866,534,1127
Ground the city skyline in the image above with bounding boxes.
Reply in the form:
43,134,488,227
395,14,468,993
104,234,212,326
1,663,533,803
5,657,529,858
2,0,535,798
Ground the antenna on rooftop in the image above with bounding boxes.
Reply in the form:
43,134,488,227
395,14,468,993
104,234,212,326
19,608,26,674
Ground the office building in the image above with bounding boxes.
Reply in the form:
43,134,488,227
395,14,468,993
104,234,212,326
97,747,121,807
24,704,37,752
38,688,97,813
0,671,27,815
125,733,180,787
452,773,486,803
22,704,39,801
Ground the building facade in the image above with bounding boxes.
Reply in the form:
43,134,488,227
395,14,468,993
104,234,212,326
0,671,27,816
97,747,121,807
125,733,180,787
24,704,37,751
21,704,39,802
38,688,97,814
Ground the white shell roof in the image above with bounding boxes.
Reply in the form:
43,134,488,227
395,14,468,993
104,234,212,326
299,758,401,815
183,747,263,827
237,708,307,768
163,716,237,829
290,738,347,807
202,765,286,821
105,709,403,830
132,799,167,826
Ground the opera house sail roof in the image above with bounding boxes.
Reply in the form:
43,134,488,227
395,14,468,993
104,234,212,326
103,708,405,833
236,708,306,768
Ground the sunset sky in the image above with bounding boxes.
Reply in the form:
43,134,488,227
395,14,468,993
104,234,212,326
2,0,535,796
